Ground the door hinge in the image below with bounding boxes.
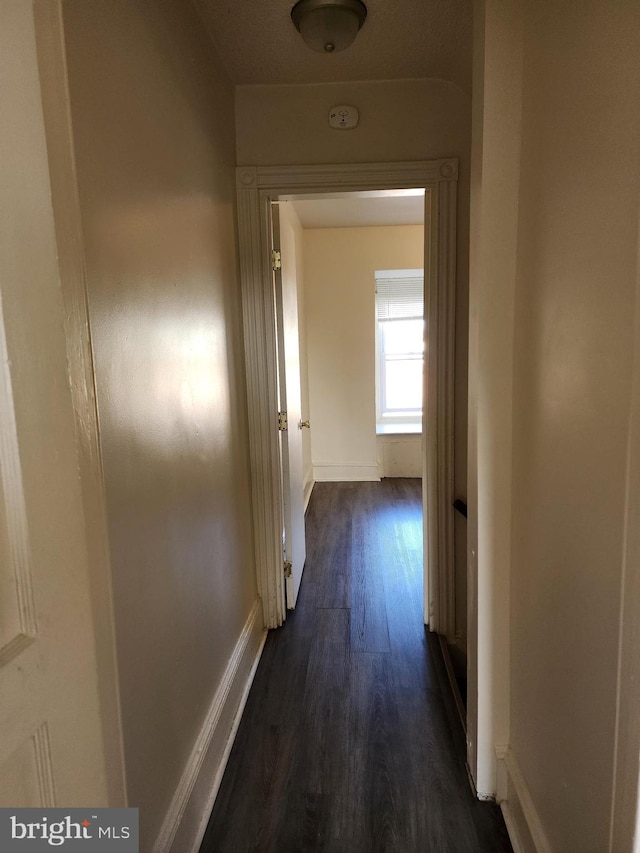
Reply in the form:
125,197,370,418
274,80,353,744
283,560,292,578
278,411,288,431
272,250,282,271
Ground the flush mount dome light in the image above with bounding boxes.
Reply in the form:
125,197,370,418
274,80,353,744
291,0,367,53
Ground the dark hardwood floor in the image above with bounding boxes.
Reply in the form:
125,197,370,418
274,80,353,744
200,479,512,853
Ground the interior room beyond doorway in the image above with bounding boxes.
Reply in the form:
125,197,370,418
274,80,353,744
277,188,426,499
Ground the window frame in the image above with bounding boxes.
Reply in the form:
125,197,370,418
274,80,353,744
374,269,424,429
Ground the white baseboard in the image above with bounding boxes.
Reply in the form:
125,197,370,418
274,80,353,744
496,747,552,853
313,463,380,482
303,477,315,512
153,599,267,853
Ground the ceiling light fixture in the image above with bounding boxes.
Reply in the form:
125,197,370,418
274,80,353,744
291,0,367,53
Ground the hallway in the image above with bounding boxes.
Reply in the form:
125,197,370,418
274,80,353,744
200,480,512,852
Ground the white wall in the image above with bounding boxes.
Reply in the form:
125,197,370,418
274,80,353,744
0,0,122,809
377,434,422,478
303,225,424,481
510,1,640,848
472,0,640,849
62,2,260,849
467,0,522,798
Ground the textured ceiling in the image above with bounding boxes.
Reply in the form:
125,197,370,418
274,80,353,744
192,0,472,91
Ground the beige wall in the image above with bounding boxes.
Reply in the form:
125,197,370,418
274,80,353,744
303,225,423,480
511,1,640,848
235,79,469,169
62,0,256,846
472,0,640,848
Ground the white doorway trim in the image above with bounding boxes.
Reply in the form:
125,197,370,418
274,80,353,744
236,159,458,632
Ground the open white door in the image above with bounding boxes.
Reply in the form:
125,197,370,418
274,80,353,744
272,202,307,609
0,0,113,807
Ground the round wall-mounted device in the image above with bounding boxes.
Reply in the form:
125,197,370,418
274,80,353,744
329,105,359,129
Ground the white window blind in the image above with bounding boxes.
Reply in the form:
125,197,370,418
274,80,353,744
375,269,424,321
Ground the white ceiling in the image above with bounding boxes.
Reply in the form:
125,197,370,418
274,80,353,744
192,0,472,92
288,190,425,229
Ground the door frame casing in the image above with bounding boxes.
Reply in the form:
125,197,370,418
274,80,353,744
236,159,458,631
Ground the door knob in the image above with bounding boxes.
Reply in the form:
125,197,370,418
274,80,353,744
299,419,311,429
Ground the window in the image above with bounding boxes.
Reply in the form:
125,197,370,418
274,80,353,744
375,269,424,428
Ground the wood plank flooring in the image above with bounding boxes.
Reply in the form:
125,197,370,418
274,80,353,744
200,480,512,853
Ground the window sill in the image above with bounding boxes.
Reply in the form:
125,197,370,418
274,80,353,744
376,423,422,436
